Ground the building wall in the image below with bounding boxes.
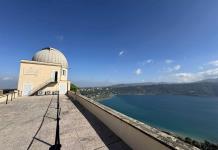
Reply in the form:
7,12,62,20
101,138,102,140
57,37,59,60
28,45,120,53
18,60,70,95
60,68,68,81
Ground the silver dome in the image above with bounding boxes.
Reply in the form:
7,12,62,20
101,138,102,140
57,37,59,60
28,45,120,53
32,47,68,68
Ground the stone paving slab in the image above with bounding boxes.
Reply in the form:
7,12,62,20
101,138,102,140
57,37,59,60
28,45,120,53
0,95,131,150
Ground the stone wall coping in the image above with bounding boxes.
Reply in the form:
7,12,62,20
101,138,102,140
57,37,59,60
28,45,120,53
70,92,199,150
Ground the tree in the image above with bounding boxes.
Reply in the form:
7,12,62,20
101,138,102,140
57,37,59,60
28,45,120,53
70,84,78,92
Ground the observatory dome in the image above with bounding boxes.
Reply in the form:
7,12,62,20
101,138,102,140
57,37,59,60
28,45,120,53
32,47,68,68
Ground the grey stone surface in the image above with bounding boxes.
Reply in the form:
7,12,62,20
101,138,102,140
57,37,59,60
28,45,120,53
0,95,131,150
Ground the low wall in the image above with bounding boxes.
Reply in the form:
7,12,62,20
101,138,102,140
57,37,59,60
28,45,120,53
0,90,19,104
67,91,199,150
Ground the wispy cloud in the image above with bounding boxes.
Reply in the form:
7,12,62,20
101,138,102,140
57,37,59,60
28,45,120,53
198,66,204,70
146,59,153,64
208,60,218,66
139,59,154,66
56,35,64,41
2,77,13,81
172,67,218,82
135,68,142,75
167,64,181,72
174,65,181,71
173,73,197,82
199,67,218,78
165,59,174,64
119,50,124,56
0,76,17,89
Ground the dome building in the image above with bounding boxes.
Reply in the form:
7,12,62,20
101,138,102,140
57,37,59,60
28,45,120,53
32,47,68,68
18,47,71,96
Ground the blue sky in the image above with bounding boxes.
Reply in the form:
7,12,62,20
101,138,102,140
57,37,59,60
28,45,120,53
1,0,218,88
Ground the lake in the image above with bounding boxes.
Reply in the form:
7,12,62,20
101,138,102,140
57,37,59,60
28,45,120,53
99,95,218,143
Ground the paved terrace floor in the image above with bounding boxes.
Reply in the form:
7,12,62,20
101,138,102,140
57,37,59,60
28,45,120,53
0,95,131,150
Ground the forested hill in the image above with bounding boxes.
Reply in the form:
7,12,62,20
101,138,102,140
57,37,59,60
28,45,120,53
109,79,218,97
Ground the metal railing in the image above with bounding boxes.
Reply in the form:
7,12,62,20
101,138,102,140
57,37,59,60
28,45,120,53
27,91,62,150
50,91,61,150
29,79,57,96
5,90,20,104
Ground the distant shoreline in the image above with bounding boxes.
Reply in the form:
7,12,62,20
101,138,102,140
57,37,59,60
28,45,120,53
95,94,115,101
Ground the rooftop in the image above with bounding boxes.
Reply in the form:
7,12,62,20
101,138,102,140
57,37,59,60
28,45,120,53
32,47,68,68
0,95,130,150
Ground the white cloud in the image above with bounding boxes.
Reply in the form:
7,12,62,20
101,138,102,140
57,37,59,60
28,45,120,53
173,73,197,82
172,67,218,82
208,60,218,66
198,68,218,78
119,51,124,56
56,35,64,41
174,65,181,71
135,68,142,75
0,76,17,89
2,77,13,81
139,59,154,66
167,64,181,72
146,59,153,64
165,59,174,64
198,66,204,70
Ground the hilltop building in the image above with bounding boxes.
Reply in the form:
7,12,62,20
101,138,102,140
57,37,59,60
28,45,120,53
17,47,70,96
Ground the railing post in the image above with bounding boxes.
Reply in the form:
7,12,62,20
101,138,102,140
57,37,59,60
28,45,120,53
11,93,13,101
6,94,8,104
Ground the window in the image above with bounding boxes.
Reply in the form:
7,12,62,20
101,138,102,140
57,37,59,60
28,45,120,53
62,70,66,76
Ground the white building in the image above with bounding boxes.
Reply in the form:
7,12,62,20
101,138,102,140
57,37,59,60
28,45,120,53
18,47,70,96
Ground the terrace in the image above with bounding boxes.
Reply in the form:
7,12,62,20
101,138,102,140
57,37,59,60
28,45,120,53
0,93,199,150
0,95,130,150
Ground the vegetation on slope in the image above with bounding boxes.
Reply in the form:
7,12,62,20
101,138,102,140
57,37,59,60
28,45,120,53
70,83,78,92
110,82,218,97
178,137,218,150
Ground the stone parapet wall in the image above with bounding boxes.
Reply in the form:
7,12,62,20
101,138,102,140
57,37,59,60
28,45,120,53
0,90,20,104
67,91,199,150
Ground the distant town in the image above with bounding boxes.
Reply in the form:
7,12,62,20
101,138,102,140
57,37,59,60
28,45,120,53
80,87,114,100
80,78,218,100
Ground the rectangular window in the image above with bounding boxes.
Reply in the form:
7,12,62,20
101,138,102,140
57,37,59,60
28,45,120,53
62,70,65,76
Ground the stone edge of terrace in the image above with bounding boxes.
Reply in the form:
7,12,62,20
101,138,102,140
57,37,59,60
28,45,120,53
69,92,199,150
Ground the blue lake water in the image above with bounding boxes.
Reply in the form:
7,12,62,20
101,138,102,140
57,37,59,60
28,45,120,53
99,95,218,143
